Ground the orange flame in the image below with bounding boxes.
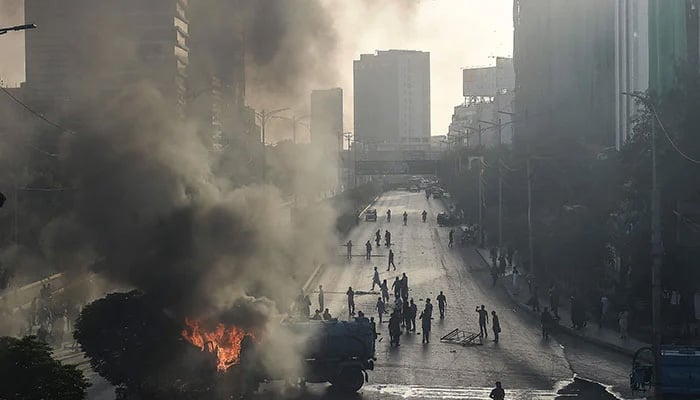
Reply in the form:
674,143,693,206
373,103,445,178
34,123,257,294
181,317,254,372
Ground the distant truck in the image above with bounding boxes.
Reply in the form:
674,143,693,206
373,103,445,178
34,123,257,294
237,319,376,394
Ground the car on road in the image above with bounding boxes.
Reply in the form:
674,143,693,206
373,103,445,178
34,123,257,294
432,189,444,199
408,185,420,192
365,209,377,221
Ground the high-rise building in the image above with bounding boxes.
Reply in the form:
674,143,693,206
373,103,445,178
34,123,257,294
513,0,616,148
354,50,430,151
24,0,189,117
188,0,246,149
614,0,649,150
310,88,343,152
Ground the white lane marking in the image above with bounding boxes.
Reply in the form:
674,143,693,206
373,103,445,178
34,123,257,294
363,384,568,399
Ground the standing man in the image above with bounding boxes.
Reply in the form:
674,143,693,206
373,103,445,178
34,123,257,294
387,249,396,271
541,307,553,340
375,229,381,247
318,285,324,313
402,299,411,332
548,283,559,318
448,229,454,248
365,240,372,260
371,267,381,291
376,297,386,323
512,267,521,295
346,240,353,260
420,300,433,343
403,211,408,225
346,287,355,316
386,209,391,222
436,291,447,319
422,210,427,222
385,230,392,247
489,382,505,400
380,279,390,303
409,298,417,332
476,305,489,338
392,277,401,299
400,273,409,301
491,310,501,343
599,295,609,329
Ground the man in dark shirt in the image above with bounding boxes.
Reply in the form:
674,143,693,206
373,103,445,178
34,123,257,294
489,381,505,400
476,305,489,337
346,287,355,316
436,291,447,319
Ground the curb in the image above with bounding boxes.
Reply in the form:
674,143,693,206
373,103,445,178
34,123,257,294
304,195,382,296
358,195,381,218
473,248,641,357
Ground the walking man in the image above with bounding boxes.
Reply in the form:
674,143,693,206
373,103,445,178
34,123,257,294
436,291,447,319
346,240,353,260
376,297,386,323
346,286,355,316
403,211,408,225
386,209,391,222
402,299,411,332
387,249,396,271
489,381,505,400
422,210,427,222
318,285,324,313
385,230,391,247
420,299,433,343
448,229,454,248
371,267,381,291
476,305,489,338
375,229,381,247
491,310,501,343
365,240,372,260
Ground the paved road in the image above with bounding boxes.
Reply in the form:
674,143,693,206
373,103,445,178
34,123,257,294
304,190,635,400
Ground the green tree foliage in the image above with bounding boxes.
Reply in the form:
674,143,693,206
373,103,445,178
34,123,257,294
74,291,214,399
0,335,90,400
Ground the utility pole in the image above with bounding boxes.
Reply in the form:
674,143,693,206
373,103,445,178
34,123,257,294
478,159,484,247
478,124,482,147
498,118,503,250
526,158,534,274
650,117,663,397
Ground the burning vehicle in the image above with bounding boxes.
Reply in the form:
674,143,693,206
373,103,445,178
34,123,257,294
182,316,377,395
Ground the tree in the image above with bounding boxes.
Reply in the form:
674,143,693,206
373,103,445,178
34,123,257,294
0,336,90,400
74,291,215,399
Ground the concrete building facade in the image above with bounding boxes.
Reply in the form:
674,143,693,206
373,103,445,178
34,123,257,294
354,50,430,151
614,0,649,150
24,0,189,117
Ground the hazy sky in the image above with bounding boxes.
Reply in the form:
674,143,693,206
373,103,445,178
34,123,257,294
0,1,513,137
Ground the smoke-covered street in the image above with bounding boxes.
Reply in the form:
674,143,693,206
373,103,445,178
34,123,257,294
306,191,633,399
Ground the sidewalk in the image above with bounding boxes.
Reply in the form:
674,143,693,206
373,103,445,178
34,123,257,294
475,247,649,357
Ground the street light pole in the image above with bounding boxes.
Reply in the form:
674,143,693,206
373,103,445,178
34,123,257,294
622,92,663,394
479,118,504,250
526,157,534,274
256,107,290,182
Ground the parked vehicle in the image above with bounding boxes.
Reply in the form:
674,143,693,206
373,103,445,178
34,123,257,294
436,212,460,227
365,209,377,222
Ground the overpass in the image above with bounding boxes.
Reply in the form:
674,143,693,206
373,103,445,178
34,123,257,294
351,150,443,176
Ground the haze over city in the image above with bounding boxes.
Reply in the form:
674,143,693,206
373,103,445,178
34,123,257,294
1,1,699,400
